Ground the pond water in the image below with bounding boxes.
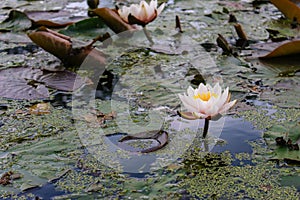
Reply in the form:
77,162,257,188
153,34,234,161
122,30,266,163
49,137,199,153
15,114,262,199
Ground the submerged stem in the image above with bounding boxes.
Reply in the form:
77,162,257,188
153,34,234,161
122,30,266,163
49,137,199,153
143,26,154,45
202,118,210,138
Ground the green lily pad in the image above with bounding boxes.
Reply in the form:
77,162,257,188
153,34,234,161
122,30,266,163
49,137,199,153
264,121,300,162
59,17,108,40
280,175,300,189
1,0,68,12
0,10,32,32
0,130,82,194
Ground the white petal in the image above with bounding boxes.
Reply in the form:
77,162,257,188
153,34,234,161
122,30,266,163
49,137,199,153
212,82,221,97
118,6,130,22
205,105,219,117
219,100,237,114
149,0,157,9
207,83,213,92
187,86,195,97
198,83,208,93
195,98,208,114
215,87,229,108
179,94,198,113
143,0,156,22
139,0,148,7
130,4,142,19
140,1,150,20
156,2,165,15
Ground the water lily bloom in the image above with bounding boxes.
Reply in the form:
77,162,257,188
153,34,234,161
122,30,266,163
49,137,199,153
179,83,237,120
118,0,165,26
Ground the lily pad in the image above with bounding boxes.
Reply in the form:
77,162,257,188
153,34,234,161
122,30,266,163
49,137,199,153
264,121,300,162
0,10,32,32
251,39,300,58
25,10,84,28
1,0,68,12
59,17,108,40
92,7,136,34
0,130,82,194
0,67,89,100
117,130,168,153
270,0,300,23
0,75,49,100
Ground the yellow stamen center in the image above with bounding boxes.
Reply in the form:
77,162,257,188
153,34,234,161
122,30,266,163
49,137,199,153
194,91,217,101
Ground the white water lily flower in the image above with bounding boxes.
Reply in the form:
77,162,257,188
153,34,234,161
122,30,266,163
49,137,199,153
118,0,165,26
179,83,237,120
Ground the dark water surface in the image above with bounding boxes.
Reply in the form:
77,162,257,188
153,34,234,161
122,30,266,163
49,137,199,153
13,116,263,199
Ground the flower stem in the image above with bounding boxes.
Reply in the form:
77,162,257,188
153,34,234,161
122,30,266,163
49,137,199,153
143,26,154,45
202,118,210,138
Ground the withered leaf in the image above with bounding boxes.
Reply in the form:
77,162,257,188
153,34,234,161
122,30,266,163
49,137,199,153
83,110,116,127
251,39,300,58
0,76,49,100
92,8,136,34
118,130,168,153
29,103,51,115
25,10,81,28
28,27,106,67
0,67,89,100
0,171,13,186
28,27,72,61
0,10,81,32
270,0,300,23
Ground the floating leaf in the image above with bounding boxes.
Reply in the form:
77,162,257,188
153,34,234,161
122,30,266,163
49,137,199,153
0,10,79,32
28,27,72,61
0,75,49,100
270,0,300,23
251,39,300,58
25,10,81,28
264,121,300,162
0,10,32,31
59,17,107,39
92,8,136,34
118,130,168,153
38,70,90,91
0,171,13,186
29,103,51,115
0,130,81,193
0,67,89,100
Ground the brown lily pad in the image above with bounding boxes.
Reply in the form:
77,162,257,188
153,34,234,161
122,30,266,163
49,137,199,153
270,0,300,23
0,67,90,100
28,27,72,61
251,39,300,58
117,130,168,153
0,10,81,32
92,7,136,34
28,27,106,67
0,75,49,100
25,10,83,28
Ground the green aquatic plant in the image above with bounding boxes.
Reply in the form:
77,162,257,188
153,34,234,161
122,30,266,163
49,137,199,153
240,107,300,162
